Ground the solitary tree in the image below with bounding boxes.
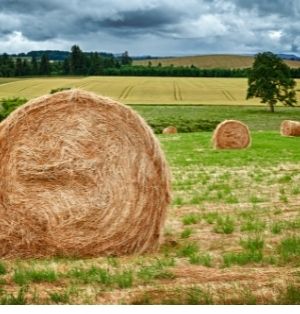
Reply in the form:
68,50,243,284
246,52,297,112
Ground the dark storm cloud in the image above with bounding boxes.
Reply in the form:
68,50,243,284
99,8,179,29
232,0,300,16
0,0,190,41
0,0,59,13
0,0,299,55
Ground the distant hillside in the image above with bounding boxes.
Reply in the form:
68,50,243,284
133,54,300,69
277,54,300,61
10,50,115,61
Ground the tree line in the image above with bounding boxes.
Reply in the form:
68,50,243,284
104,66,300,78
1,45,300,78
0,45,132,77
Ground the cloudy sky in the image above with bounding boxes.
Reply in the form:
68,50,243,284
0,0,299,56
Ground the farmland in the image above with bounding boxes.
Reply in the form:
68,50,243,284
0,77,300,304
0,76,300,105
0,101,300,304
134,54,300,69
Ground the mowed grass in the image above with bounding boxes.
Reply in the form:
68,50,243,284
161,131,300,167
133,54,300,69
0,76,299,105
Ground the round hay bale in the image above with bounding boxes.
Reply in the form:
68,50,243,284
162,126,177,134
0,89,171,258
280,120,300,137
212,120,251,149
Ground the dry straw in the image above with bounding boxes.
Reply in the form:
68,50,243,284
162,126,177,134
280,120,300,137
212,120,251,149
0,89,171,258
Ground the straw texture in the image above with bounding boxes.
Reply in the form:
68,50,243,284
280,120,300,136
0,89,171,258
162,126,177,134
212,120,251,149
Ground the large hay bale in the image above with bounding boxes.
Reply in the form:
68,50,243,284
162,126,177,134
212,120,251,149
0,89,171,258
280,120,300,137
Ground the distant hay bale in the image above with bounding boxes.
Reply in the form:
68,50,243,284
280,120,300,137
212,120,251,149
0,89,171,258
162,126,177,134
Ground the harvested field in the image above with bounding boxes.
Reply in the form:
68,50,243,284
133,54,300,70
0,76,299,105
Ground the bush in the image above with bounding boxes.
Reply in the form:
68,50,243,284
0,97,27,121
50,87,71,94
146,117,220,134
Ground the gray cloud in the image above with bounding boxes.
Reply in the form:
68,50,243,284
0,0,61,14
0,0,299,56
232,0,300,17
99,8,179,29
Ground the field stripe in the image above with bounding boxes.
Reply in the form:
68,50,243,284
18,82,41,92
123,86,134,99
222,90,236,101
173,82,178,101
177,82,183,101
226,90,236,101
119,85,134,99
222,91,231,101
173,82,183,101
119,86,130,99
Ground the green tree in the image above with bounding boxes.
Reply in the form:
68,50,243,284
39,54,50,75
88,52,102,75
0,53,15,77
15,58,23,76
31,56,38,75
121,51,132,65
246,52,297,112
70,45,86,75
22,59,31,76
63,58,70,75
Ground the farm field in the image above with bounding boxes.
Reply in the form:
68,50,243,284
0,76,299,105
0,107,300,304
133,54,300,69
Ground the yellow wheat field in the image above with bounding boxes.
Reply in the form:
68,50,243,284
0,76,299,105
133,54,300,69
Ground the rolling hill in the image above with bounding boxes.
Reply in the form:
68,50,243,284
133,54,300,69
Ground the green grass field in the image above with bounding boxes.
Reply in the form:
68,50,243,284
135,105,300,131
134,54,300,69
0,76,300,105
1,104,300,304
